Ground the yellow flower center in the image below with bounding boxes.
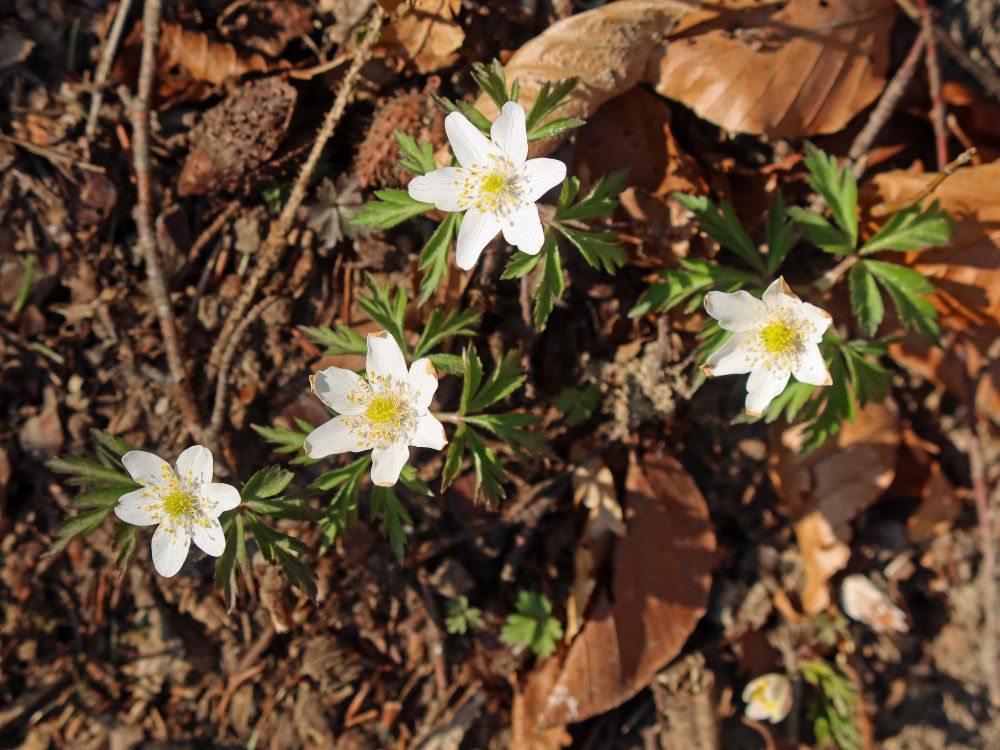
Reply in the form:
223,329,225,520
366,395,399,425
162,489,195,519
481,172,507,195
759,322,800,355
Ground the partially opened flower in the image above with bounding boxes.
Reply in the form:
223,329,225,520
408,101,566,270
841,574,908,633
304,331,447,487
115,446,241,577
702,277,833,416
743,673,794,723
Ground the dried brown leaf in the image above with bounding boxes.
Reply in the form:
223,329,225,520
217,0,314,58
378,0,464,74
769,403,901,614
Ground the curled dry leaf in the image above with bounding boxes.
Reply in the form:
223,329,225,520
840,574,908,633
864,160,1000,424
178,76,297,197
650,0,895,137
514,454,715,740
378,0,464,74
769,403,900,615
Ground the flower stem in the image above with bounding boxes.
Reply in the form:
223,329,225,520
434,412,464,424
814,254,858,293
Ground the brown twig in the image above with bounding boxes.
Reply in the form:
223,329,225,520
85,0,134,140
205,296,279,446
848,33,926,174
187,201,239,266
915,0,948,170
206,5,386,379
131,0,203,441
893,0,1000,101
955,337,1000,707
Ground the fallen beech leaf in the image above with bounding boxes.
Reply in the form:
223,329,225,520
864,160,1000,423
511,657,572,750
519,454,715,732
840,574,908,633
378,0,464,73
217,0,313,58
770,403,900,614
651,0,895,137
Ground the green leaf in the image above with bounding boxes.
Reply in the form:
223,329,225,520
788,207,854,255
500,249,543,280
370,486,412,562
50,506,112,554
413,304,480,360
351,189,433,230
114,522,139,575
528,116,585,141
470,59,514,109
245,497,319,521
47,456,135,487
848,262,884,337
73,486,131,510
311,456,370,548
357,275,409,355
553,225,627,273
533,233,565,330
763,380,816,424
465,348,526,414
860,201,952,255
862,259,934,295
803,143,858,247
441,425,467,491
459,345,484,415
274,545,318,599
465,428,508,505
445,596,483,634
216,513,245,610
525,76,579,134
501,591,563,657
465,413,545,458
299,324,367,357
552,384,602,426
629,259,757,318
556,172,628,222
417,212,460,306
800,351,855,454
843,342,892,406
252,421,315,465
398,464,434,497
864,259,939,337
242,467,292,501
395,132,437,175
674,193,764,271
766,192,795,272
427,352,464,375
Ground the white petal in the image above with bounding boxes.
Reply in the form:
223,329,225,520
366,331,408,381
313,365,367,415
175,445,213,489
201,483,241,518
500,202,544,255
122,450,173,489
745,368,790,416
370,442,410,487
411,413,447,451
744,700,774,722
407,358,440,410
491,101,528,165
456,210,501,269
792,344,831,387
304,416,370,458
761,276,798,309
407,167,466,212
445,111,500,168
522,158,567,202
190,517,227,557
704,290,766,332
800,301,833,342
115,488,160,526
151,521,190,578
703,333,751,377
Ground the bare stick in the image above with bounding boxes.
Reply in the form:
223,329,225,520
86,0,134,140
205,296,279,445
131,0,203,441
955,337,1000,706
207,5,386,378
894,0,1000,101
915,0,948,170
848,33,926,174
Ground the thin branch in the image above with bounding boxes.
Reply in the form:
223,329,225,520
205,296,279,446
915,0,948,170
86,0,134,140
131,0,203,441
207,5,386,379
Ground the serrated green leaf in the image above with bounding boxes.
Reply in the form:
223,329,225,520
50,506,112,554
848,262,884,337
803,143,858,246
114,522,139,575
500,249,543,280
47,456,135,487
863,259,935,294
441,425,467,491
252,421,315,465
766,192,795,272
466,428,507,505
245,497,319,521
427,352,464,375
465,413,545,458
273,545,318,599
629,259,758,318
533,233,564,330
554,224,627,273
370,486,412,562
299,324,367,356
351,189,433,230
73,486,132,509
395,132,437,175
501,591,563,657
552,384,602,426
216,513,244,610
556,171,628,222
357,275,409,355
466,349,526,413
864,259,939,338
860,201,952,254
445,596,483,634
843,344,892,406
242,467,292,501
528,116,585,141
788,207,854,255
398,464,433,496
417,212,460,306
413,304,480,360
471,59,514,109
525,76,578,133
763,379,816,424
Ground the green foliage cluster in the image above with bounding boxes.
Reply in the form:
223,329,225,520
501,590,563,657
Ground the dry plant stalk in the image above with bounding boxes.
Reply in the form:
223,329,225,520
206,4,387,379
131,0,203,440
915,0,948,170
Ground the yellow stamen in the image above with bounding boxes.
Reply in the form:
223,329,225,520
759,322,800,355
162,489,194,519
366,396,399,425
481,172,506,194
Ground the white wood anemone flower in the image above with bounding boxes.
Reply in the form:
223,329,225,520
841,574,909,634
304,331,447,487
115,446,241,578
702,277,833,416
742,673,794,723
407,101,567,270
